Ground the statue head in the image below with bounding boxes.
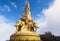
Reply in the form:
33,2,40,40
25,2,30,12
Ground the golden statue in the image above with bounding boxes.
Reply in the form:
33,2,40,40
15,2,39,33
9,2,41,41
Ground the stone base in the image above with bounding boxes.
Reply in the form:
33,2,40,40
9,33,41,41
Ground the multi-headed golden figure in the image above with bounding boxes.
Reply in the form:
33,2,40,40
9,2,41,41
15,2,39,33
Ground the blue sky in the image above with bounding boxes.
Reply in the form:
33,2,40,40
1,0,60,41
0,0,53,22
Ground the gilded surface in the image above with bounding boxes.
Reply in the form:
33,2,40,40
9,2,41,41
15,2,39,33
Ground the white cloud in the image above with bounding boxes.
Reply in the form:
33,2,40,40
0,5,11,12
35,14,47,34
36,0,60,36
10,2,17,8
0,15,15,41
0,0,60,41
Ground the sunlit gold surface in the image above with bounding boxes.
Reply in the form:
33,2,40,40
9,2,41,41
10,34,40,41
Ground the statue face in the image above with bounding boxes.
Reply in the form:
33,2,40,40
26,8,30,12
